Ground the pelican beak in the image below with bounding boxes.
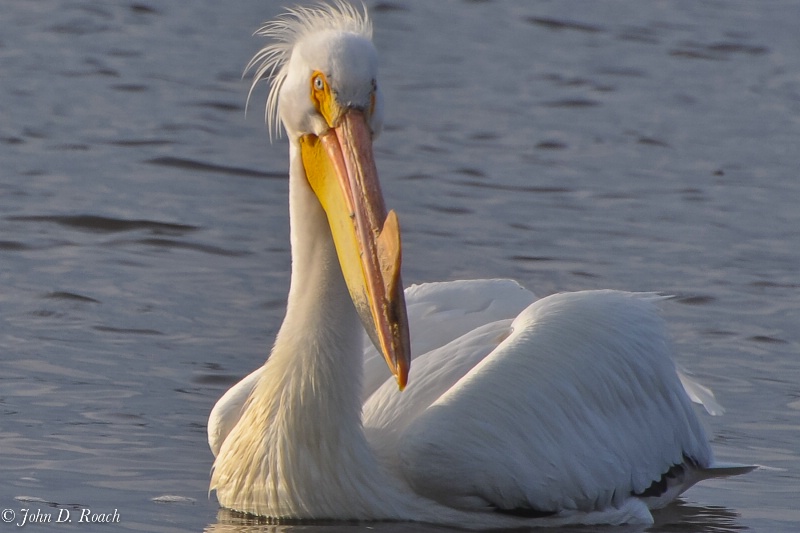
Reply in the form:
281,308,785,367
300,108,411,390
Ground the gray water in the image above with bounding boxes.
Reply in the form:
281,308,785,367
1,1,798,531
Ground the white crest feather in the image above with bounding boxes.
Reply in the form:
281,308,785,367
245,1,372,140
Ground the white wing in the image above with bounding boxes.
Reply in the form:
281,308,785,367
208,366,261,457
362,279,536,399
365,289,716,515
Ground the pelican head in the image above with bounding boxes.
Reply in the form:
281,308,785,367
247,2,409,388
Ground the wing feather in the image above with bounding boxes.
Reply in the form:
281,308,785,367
396,290,713,514
362,279,535,399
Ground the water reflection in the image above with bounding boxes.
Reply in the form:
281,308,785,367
206,500,748,533
651,500,748,532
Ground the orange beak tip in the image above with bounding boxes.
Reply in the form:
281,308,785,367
396,355,410,391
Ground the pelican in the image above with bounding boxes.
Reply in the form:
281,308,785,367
208,2,753,527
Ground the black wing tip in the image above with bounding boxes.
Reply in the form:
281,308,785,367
493,506,557,519
634,454,700,499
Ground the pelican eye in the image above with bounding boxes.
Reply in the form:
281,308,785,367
311,71,328,97
310,71,337,128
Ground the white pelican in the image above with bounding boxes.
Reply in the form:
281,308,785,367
208,2,753,527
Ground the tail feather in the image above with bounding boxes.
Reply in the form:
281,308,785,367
696,462,757,481
639,461,756,510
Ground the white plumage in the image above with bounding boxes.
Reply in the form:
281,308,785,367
377,289,706,513
208,2,753,527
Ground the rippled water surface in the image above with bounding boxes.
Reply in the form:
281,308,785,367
2,1,799,531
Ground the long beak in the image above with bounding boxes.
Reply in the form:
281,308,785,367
300,109,411,389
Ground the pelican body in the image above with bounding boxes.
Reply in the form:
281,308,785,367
208,2,753,527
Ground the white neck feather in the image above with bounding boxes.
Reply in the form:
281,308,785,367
211,141,417,519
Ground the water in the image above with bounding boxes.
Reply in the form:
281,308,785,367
1,1,798,531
